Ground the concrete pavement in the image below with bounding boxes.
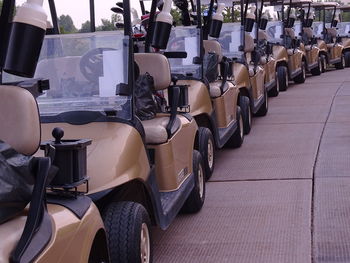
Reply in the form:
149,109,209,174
153,69,350,263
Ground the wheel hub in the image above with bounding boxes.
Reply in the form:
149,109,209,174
207,139,214,169
140,223,150,263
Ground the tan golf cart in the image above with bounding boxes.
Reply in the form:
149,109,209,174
143,0,245,180
1,0,207,262
216,0,269,133
312,2,345,70
337,5,350,67
0,1,109,262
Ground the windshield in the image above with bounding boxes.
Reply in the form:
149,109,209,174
217,23,244,60
338,22,350,36
264,6,284,43
3,31,131,119
165,26,202,78
313,21,323,37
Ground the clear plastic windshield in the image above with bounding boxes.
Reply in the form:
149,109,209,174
165,26,201,78
218,23,244,59
313,21,324,37
265,21,284,43
294,21,302,39
3,31,131,119
338,22,350,37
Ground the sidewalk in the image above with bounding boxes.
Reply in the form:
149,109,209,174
153,68,350,263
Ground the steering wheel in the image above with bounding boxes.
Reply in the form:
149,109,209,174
80,47,116,83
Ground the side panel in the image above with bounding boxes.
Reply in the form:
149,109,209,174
305,47,320,67
37,204,105,263
272,45,288,62
213,83,238,128
233,63,250,89
288,50,303,76
178,80,213,117
40,122,150,194
341,38,350,50
148,117,197,192
264,58,277,87
250,66,265,101
329,44,343,61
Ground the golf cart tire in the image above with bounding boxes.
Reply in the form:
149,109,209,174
103,201,152,263
268,73,280,97
240,95,252,135
255,90,268,117
181,150,206,213
335,54,345,69
198,127,215,181
310,57,322,76
345,51,350,67
277,66,288,92
293,62,306,84
225,107,244,148
320,55,327,73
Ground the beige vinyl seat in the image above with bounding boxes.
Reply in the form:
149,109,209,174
203,40,229,98
134,53,181,144
0,86,41,156
0,85,41,260
244,33,256,77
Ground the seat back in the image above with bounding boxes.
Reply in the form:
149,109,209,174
326,27,337,38
134,53,171,90
0,86,40,155
285,28,296,39
203,40,223,62
244,33,255,53
258,30,268,41
303,27,313,39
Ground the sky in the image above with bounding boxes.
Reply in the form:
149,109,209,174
16,0,149,28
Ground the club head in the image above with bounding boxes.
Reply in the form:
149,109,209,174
111,7,124,14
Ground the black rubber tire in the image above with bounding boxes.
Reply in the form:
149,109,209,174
293,61,306,84
225,107,244,148
277,66,288,92
345,51,350,67
254,89,268,117
268,72,279,97
198,127,215,181
320,55,327,73
239,96,252,135
310,57,322,76
103,202,152,263
335,54,345,69
181,150,205,213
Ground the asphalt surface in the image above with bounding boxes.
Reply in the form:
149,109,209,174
153,68,350,263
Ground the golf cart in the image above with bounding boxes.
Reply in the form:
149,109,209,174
336,5,350,67
218,0,269,120
0,1,109,262
138,0,245,180
1,0,207,262
312,2,345,70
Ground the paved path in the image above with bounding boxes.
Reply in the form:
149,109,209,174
153,68,350,263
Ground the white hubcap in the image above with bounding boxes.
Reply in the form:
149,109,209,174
198,164,204,199
140,223,150,263
207,140,214,169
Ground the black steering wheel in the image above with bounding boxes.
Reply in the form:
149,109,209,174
80,47,116,83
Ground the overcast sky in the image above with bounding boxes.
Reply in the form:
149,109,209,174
16,0,148,28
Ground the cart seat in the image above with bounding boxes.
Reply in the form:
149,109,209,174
258,30,268,41
203,40,223,62
326,28,337,38
134,53,181,145
327,43,335,48
209,81,229,98
0,86,41,155
142,116,181,144
303,27,313,39
285,28,295,39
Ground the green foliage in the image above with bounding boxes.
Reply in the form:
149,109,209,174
79,20,91,33
223,7,240,23
171,8,182,26
58,15,77,34
0,0,3,13
96,14,122,31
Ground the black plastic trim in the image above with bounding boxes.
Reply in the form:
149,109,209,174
47,195,92,219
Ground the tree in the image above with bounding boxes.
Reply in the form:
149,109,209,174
0,0,3,13
58,14,77,34
171,8,182,26
96,14,122,31
79,20,91,33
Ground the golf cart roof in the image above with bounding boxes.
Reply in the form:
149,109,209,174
284,0,312,6
339,5,350,11
311,2,339,8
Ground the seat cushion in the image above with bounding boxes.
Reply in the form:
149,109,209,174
209,81,229,98
142,116,181,144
